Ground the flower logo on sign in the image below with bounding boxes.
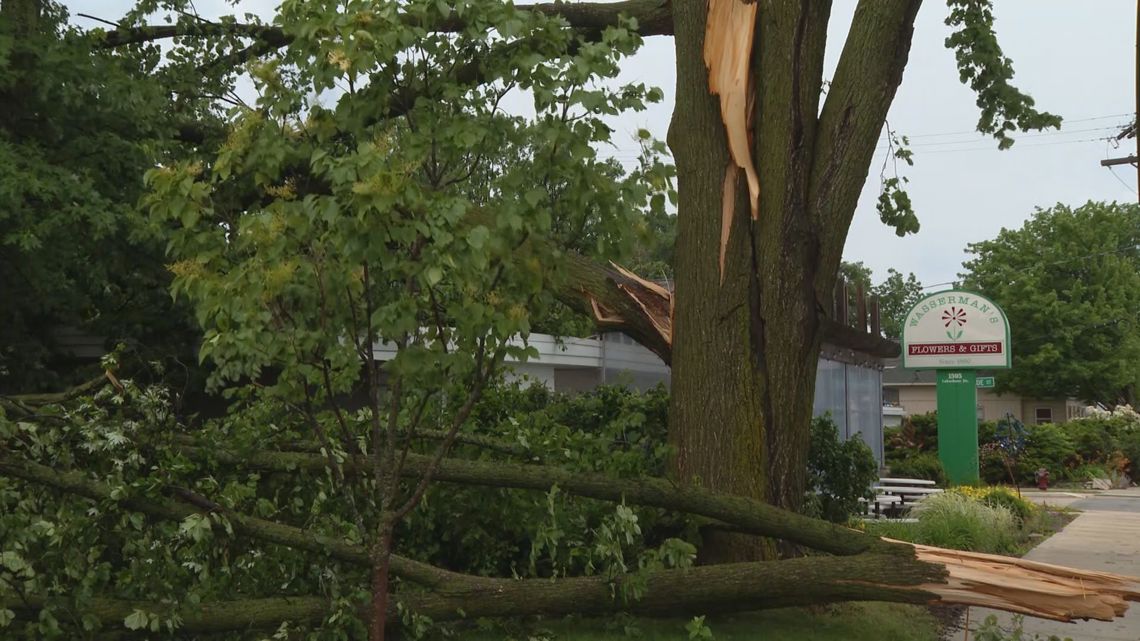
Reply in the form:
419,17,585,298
943,306,966,340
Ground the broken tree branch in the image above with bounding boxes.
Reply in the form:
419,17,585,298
174,444,898,556
554,251,899,362
0,374,109,406
4,452,1139,624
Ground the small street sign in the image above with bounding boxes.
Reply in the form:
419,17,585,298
976,376,995,389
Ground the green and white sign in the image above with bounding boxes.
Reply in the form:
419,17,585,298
901,290,1011,370
901,290,1011,485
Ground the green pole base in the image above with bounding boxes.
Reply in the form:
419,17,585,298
936,369,979,485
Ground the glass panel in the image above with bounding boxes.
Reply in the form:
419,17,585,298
813,358,847,437
846,364,883,464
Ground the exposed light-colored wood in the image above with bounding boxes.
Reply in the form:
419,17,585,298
719,163,737,284
704,0,759,285
589,298,623,324
887,540,1140,622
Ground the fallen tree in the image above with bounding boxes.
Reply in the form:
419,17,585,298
3,0,1090,637
3,447,1139,629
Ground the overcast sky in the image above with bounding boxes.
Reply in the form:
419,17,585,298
78,1,1139,287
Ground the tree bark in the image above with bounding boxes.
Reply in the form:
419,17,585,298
3,553,943,632
665,0,920,561
370,528,394,641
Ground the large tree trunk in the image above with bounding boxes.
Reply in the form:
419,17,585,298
667,0,828,561
667,0,921,561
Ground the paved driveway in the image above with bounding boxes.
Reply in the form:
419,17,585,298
967,488,1140,640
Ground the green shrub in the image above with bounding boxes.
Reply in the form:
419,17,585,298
976,488,1035,523
981,422,1081,484
1119,429,1140,479
1067,463,1111,481
977,419,997,446
398,382,685,578
1017,423,1078,483
805,415,879,523
980,449,1012,485
884,412,938,460
887,452,946,485
909,412,938,444
1066,418,1121,464
910,492,1020,553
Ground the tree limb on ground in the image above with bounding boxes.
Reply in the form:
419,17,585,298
2,452,1138,627
175,444,889,556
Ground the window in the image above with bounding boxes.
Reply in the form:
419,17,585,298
1034,407,1053,425
883,387,900,405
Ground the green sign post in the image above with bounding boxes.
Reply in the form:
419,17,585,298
902,290,1011,485
936,370,978,483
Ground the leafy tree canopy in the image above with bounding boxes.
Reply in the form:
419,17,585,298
874,269,925,340
0,0,218,393
962,202,1140,403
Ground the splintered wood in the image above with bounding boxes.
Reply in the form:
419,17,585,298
588,263,672,347
904,542,1140,622
703,0,759,283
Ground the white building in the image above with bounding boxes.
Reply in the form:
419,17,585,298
388,332,886,463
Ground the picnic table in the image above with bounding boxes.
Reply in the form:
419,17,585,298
863,477,943,519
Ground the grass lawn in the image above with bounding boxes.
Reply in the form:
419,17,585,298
462,603,941,641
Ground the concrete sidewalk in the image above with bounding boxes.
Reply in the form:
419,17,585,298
967,487,1140,640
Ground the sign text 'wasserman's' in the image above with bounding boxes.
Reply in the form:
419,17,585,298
901,290,1011,370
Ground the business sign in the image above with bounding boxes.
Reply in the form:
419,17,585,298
976,376,995,389
901,290,1011,370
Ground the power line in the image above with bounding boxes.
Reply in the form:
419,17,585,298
880,113,1133,141
876,126,1119,151
1108,165,1137,196
899,136,1111,156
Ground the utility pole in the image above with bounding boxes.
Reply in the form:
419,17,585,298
1101,0,1140,202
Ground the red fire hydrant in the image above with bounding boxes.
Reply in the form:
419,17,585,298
1035,467,1050,491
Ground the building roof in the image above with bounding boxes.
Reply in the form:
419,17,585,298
881,358,937,385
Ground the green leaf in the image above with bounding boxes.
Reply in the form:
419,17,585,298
0,551,27,573
466,225,489,249
123,610,149,631
524,188,546,207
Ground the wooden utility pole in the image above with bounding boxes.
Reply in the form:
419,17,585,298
1101,0,1140,201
